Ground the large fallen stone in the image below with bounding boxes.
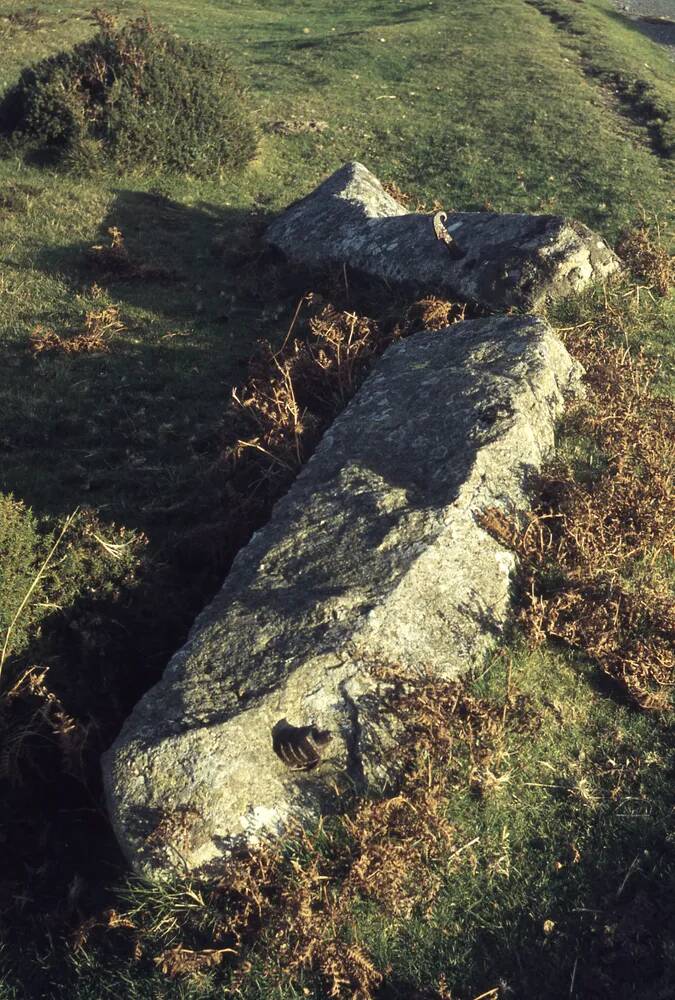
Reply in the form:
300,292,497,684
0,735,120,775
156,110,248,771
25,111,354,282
265,162,619,311
103,315,583,875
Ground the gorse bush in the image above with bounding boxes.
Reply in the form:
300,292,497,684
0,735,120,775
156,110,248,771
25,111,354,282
0,13,257,175
0,494,44,664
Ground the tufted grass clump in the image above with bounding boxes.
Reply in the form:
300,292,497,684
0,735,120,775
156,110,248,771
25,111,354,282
0,13,257,176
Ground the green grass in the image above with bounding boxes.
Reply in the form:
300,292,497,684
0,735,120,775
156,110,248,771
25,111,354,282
0,0,672,517
0,0,673,997
6,644,672,1000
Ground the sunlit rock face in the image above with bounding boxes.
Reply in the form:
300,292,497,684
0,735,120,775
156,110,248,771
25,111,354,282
265,161,619,311
103,314,583,876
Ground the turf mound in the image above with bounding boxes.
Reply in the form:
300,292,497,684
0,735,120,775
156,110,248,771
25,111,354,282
0,13,257,175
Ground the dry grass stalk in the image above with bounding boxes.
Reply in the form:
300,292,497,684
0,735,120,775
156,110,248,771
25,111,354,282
30,307,125,355
480,296,674,709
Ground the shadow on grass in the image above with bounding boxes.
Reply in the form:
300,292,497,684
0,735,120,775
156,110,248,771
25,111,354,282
240,0,432,83
0,190,295,995
0,185,303,755
1,190,295,532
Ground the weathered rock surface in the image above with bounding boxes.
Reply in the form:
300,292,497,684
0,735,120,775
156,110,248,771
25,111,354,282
103,315,583,875
265,162,619,311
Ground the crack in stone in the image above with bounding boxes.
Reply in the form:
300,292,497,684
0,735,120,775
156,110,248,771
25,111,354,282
338,679,367,791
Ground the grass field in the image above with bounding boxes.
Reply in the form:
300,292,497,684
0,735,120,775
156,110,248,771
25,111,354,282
0,1,673,997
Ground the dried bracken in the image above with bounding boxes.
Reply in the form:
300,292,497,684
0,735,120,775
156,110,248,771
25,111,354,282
217,840,382,999
70,907,136,953
87,227,176,281
480,298,675,709
402,295,467,332
29,306,125,355
341,791,455,918
225,293,466,510
155,944,235,976
377,666,535,804
381,180,444,214
200,671,531,998
225,299,396,495
4,666,90,779
616,219,673,297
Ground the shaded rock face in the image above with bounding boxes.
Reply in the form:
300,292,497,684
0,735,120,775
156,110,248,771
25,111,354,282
265,162,619,311
103,315,583,875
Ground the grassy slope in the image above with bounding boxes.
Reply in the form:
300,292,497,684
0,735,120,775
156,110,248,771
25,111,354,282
0,1,673,998
0,0,672,518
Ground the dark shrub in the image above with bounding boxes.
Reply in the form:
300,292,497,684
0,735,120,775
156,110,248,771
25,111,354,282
0,494,44,663
0,14,258,175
